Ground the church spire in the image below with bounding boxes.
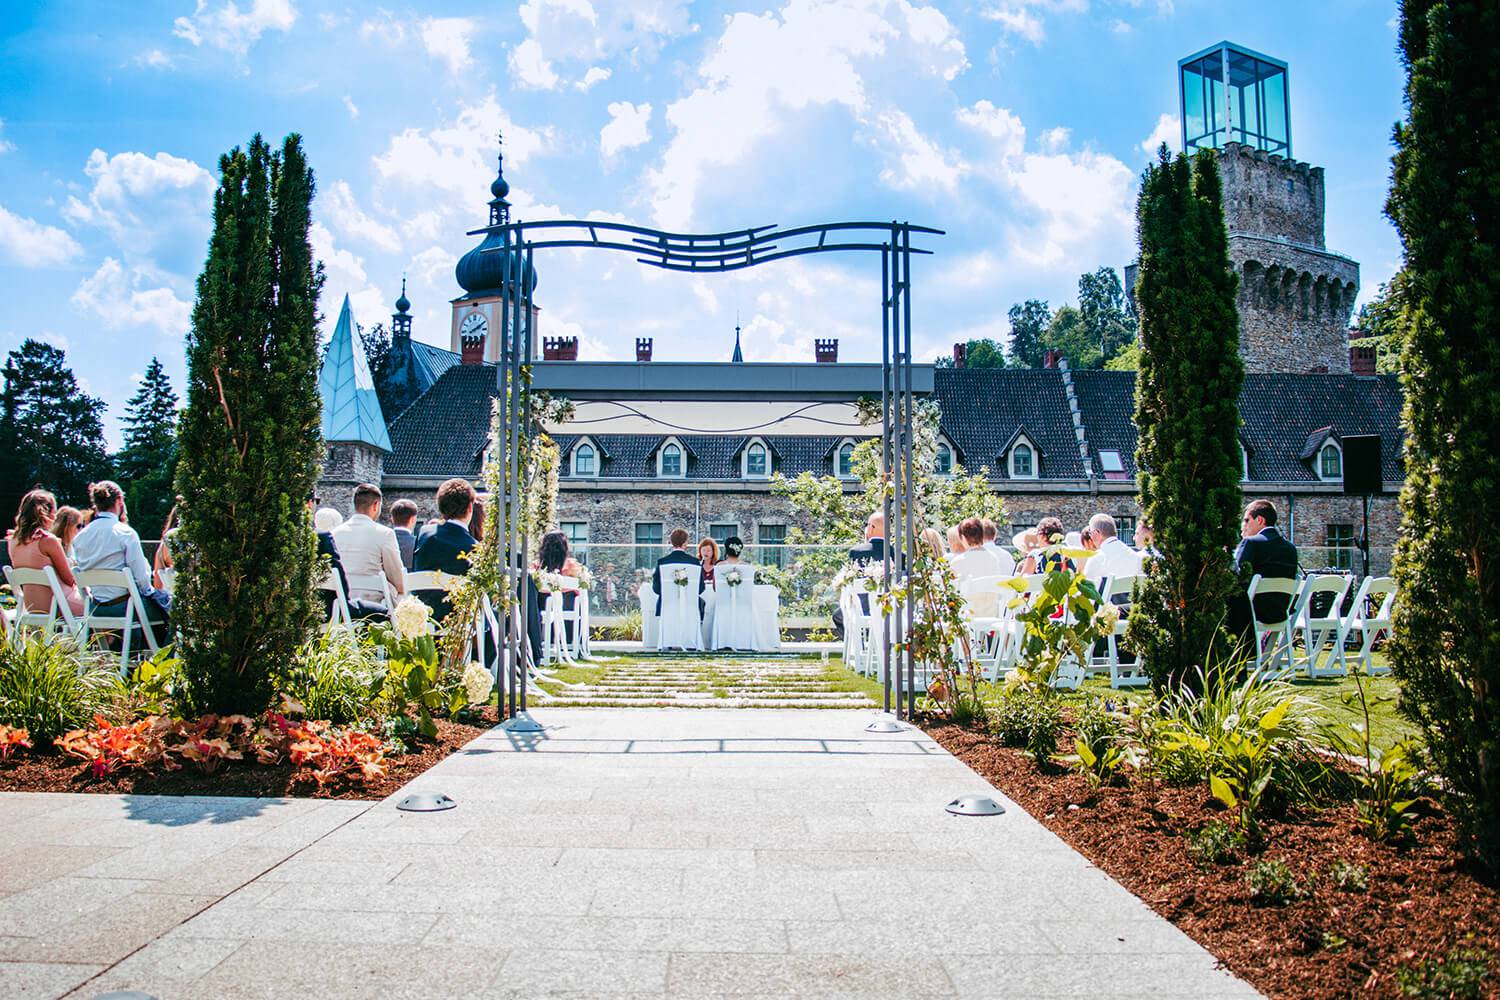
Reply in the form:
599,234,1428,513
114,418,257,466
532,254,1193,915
488,132,511,229
318,294,391,452
731,323,744,364
391,277,411,345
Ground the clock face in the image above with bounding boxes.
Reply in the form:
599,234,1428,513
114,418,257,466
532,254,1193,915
460,312,488,339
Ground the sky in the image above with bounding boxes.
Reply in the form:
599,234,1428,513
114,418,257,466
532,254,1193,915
0,0,1406,447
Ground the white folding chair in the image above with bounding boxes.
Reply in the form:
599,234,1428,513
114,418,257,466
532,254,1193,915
981,573,1044,682
1098,573,1149,688
318,570,353,632
711,574,758,650
1338,576,1397,676
3,565,82,640
1295,574,1352,677
1246,574,1303,678
76,569,161,669
540,576,581,665
344,571,396,609
656,565,703,651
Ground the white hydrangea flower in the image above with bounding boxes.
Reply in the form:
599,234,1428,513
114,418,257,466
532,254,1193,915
392,596,432,641
462,661,493,706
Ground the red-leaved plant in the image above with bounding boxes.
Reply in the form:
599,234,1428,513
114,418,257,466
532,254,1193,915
0,725,32,761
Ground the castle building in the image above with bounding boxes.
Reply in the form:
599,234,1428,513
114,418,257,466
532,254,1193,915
318,44,1401,621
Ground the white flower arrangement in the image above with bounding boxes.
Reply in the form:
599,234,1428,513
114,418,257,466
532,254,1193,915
574,565,594,590
391,596,432,641
462,661,493,706
860,560,887,591
672,567,690,587
724,568,743,587
537,571,566,593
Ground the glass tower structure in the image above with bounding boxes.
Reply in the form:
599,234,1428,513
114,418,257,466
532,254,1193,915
1179,42,1291,157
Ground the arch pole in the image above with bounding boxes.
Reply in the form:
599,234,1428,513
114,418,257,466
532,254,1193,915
879,244,893,717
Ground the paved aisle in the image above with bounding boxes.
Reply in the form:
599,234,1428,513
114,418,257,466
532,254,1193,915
22,709,1260,999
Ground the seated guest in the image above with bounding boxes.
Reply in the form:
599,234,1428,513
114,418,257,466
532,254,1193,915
980,517,1018,577
314,506,344,533
152,504,180,591
332,483,406,606
72,481,169,630
1021,517,1072,575
413,478,480,615
6,489,85,617
314,504,385,622
918,526,946,561
52,505,85,562
652,527,704,617
697,537,719,587
948,517,1008,582
1083,513,1144,594
832,512,886,636
1227,499,1299,639
468,497,486,542
536,530,584,642
1136,521,1161,562
389,499,418,570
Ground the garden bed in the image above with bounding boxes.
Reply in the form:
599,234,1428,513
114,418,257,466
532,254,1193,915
0,709,499,801
927,721,1500,1000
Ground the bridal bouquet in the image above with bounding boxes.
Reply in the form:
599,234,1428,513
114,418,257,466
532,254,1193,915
672,568,690,587
723,568,744,588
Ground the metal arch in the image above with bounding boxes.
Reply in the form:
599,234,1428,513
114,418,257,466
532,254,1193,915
489,217,940,724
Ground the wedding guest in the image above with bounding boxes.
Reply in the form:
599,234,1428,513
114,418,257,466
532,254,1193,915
52,506,85,561
1022,516,1072,575
468,497,485,543
1136,522,1161,562
313,500,385,622
389,499,418,570
981,517,1017,577
537,530,585,642
946,525,964,555
1083,513,1144,592
651,527,703,616
6,489,85,617
413,478,479,609
333,483,406,606
697,537,719,586
918,526,946,561
314,506,344,533
152,503,179,591
833,512,886,636
720,536,747,568
1227,499,1299,641
73,481,169,631
948,518,1008,582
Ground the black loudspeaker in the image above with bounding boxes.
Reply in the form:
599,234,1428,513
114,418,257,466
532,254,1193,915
1343,434,1383,495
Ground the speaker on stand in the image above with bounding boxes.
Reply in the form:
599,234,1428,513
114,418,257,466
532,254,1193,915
1342,435,1383,578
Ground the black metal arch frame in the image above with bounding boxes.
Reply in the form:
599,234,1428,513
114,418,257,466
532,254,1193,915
478,219,942,727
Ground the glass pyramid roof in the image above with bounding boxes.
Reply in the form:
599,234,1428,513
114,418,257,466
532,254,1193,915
318,294,392,451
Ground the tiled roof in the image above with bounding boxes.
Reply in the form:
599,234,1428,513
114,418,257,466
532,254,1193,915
385,364,497,477
410,340,462,391
931,369,1085,479
1069,370,1139,477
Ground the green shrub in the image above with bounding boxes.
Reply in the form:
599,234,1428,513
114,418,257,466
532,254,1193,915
280,629,386,725
1187,820,1245,867
1326,859,1368,892
990,686,1064,762
1067,697,1128,787
1395,945,1493,1000
1245,858,1303,906
0,633,125,742
607,610,643,642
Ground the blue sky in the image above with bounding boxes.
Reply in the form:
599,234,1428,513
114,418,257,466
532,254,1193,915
0,0,1405,446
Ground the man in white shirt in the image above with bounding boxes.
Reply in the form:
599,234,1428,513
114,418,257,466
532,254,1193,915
73,480,169,627
1083,513,1144,594
980,517,1018,578
948,517,1008,582
332,484,406,606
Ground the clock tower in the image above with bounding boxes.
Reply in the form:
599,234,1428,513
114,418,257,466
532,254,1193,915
452,139,540,363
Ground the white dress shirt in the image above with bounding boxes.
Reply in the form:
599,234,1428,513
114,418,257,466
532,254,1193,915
332,513,406,604
984,541,1018,578
1086,536,1145,590
72,512,155,603
948,547,1008,583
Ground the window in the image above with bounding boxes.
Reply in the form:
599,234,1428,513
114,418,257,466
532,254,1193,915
934,443,953,477
634,522,662,570
561,521,589,565
1115,515,1137,547
1327,523,1355,571
708,523,738,549
837,442,855,479
1099,450,1124,474
745,442,768,478
572,443,595,477
757,523,787,569
1320,443,1342,480
1010,442,1035,479
660,442,684,478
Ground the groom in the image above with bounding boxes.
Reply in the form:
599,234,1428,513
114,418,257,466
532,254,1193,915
652,527,704,616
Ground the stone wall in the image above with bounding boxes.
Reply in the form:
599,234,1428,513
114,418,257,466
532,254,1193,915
1219,142,1325,247
318,443,385,517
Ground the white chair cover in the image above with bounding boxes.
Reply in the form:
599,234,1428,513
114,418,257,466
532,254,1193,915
656,565,703,650
711,570,758,650
637,583,658,648
752,584,781,651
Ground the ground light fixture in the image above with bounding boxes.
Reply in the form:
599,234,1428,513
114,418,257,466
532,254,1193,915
865,712,905,733
396,792,457,812
501,710,545,733
946,795,1006,816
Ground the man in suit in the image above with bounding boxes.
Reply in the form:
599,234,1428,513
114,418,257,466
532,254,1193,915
651,527,704,617
310,497,385,622
833,511,887,636
332,483,406,605
1227,498,1299,641
389,499,418,570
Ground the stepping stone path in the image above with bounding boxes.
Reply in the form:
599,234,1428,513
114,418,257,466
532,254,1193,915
536,654,878,709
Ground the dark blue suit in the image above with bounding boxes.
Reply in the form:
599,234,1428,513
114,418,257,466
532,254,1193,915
413,521,540,664
1229,526,1300,638
652,548,704,617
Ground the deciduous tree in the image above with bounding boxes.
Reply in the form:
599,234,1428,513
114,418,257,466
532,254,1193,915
1006,300,1050,368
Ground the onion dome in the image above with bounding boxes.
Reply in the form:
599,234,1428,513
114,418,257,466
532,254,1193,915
394,277,410,314
455,142,537,298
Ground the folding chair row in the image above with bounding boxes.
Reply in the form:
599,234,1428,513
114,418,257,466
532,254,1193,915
3,564,162,671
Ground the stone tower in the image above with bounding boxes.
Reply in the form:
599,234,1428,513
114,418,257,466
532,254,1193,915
1178,41,1360,373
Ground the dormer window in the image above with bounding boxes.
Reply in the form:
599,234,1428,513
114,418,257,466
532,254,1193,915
836,440,856,479
1008,435,1038,480
934,443,953,477
573,443,596,477
1319,442,1342,481
657,437,686,479
743,440,769,479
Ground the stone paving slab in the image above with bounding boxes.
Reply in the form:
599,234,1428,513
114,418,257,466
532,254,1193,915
0,709,1262,998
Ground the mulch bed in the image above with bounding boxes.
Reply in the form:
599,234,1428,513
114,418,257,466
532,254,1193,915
926,721,1500,1000
0,707,502,801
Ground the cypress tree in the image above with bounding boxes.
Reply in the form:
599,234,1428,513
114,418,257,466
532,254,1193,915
114,357,180,537
175,134,324,715
1126,147,1244,691
1385,0,1500,875
0,339,110,526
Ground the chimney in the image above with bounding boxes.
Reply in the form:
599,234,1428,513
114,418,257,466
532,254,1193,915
1350,343,1377,376
952,343,966,368
815,338,839,363
542,336,579,361
1043,349,1063,369
460,333,485,366
636,337,653,362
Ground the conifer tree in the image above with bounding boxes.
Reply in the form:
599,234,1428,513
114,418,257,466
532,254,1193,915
1385,0,1500,875
114,357,179,537
1126,147,1244,691
175,134,325,715
0,339,110,526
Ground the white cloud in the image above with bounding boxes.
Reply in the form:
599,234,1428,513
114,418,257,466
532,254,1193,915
646,0,967,228
1109,18,1131,33
512,0,693,90
419,17,477,75
0,203,83,267
61,149,215,275
372,95,552,206
600,102,653,160
576,66,611,92
1008,148,1136,268
979,0,1087,44
173,0,297,55
1040,126,1070,151
358,9,405,43
321,180,400,253
342,95,359,120
877,110,965,193
309,222,386,333
134,49,173,69
407,245,457,287
0,119,13,155
510,38,560,89
955,100,1025,162
71,258,192,336
1139,112,1179,155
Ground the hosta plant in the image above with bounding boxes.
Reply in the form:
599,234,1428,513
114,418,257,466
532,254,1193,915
371,606,467,739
